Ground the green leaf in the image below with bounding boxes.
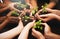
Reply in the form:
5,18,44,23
11,11,19,16
41,3,48,13
24,16,30,20
33,26,37,28
40,26,43,30
32,10,35,15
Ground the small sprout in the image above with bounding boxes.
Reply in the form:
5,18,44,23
41,3,48,13
11,11,19,17
33,20,43,30
31,7,38,16
33,26,36,28
34,6,38,12
37,26,40,28
40,26,43,30
24,16,30,20
32,10,35,15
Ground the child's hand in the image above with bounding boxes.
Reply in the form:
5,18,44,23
32,28,45,39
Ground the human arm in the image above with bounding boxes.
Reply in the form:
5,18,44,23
0,19,24,39
0,6,10,13
32,28,45,39
41,23,60,39
39,14,60,22
18,20,35,39
35,8,60,22
9,3,21,13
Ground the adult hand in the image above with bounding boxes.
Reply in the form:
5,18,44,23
39,14,58,22
18,20,35,39
32,28,45,39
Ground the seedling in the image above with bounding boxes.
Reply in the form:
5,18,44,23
33,20,43,30
11,11,19,17
21,12,33,26
33,20,44,34
41,3,48,13
31,7,38,16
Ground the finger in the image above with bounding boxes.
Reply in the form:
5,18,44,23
40,18,50,22
32,28,45,39
25,20,35,28
32,32,36,37
41,23,51,33
32,28,40,35
41,23,49,27
45,8,54,12
32,28,41,38
36,9,43,14
40,15,48,18
19,17,21,20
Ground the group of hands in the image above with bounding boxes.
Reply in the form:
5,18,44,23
16,8,60,39
0,1,60,39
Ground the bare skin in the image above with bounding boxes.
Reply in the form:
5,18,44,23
41,23,60,39
35,8,60,22
26,0,56,9
18,20,45,39
0,18,24,39
0,0,12,13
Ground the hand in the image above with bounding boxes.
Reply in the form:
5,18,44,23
39,14,58,22
38,8,60,16
25,20,35,29
18,17,24,27
41,23,51,34
45,8,60,16
32,28,45,39
41,23,53,39
18,20,35,39
7,17,19,22
41,23,60,39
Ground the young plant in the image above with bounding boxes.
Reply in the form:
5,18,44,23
33,20,43,30
33,20,44,34
22,15,30,22
11,11,19,17
21,12,33,26
41,3,48,13
31,7,38,16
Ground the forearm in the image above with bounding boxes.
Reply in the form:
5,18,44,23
0,25,23,39
18,25,30,39
0,6,9,13
0,18,9,30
